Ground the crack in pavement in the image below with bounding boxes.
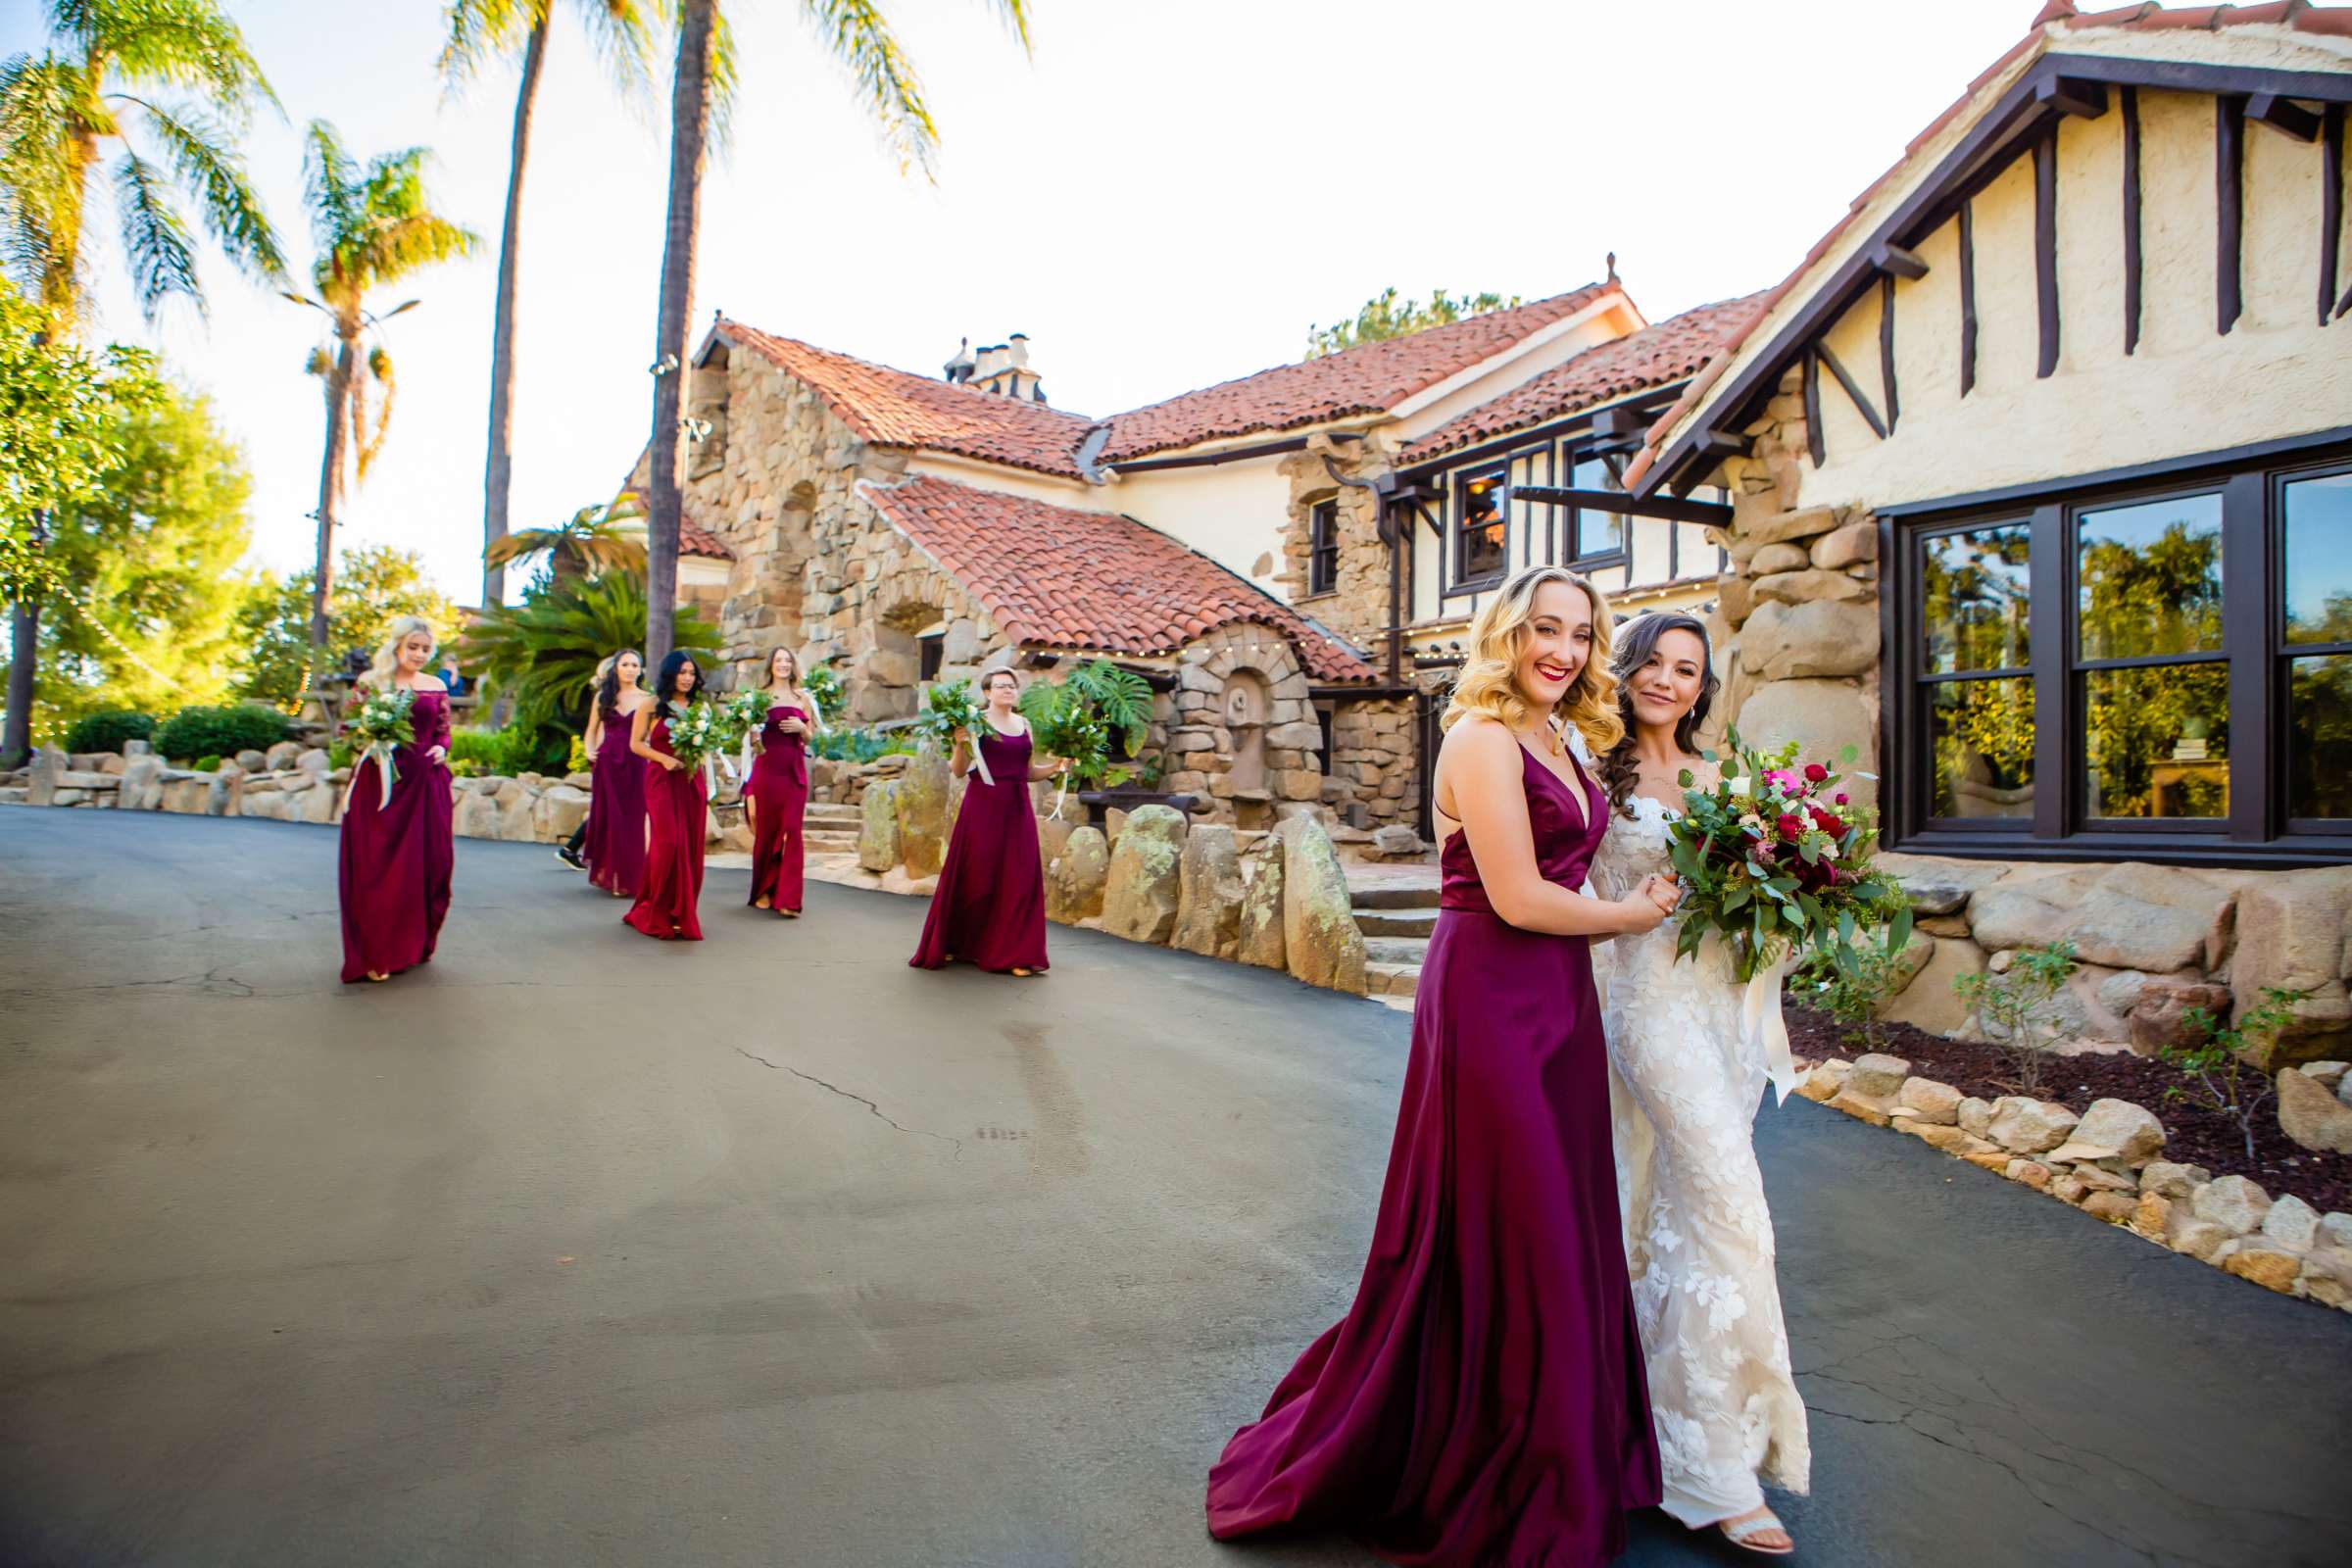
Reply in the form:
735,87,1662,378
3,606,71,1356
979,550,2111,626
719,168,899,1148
733,1048,964,1160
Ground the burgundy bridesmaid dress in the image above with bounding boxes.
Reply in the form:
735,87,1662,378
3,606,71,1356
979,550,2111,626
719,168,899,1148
621,713,707,942
337,688,455,984
908,724,1048,973
582,704,648,898
745,703,809,914
1205,742,1661,1567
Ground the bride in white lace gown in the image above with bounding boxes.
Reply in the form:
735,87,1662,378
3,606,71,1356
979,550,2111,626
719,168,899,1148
1590,612,1810,1557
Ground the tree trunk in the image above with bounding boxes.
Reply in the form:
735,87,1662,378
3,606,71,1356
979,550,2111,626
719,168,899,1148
310,332,357,665
482,14,550,613
3,590,38,769
646,0,716,671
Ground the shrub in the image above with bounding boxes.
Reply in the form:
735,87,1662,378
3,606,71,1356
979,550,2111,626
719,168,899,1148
804,662,845,723
190,755,221,772
446,721,563,779
2163,987,2316,1163
809,725,917,764
327,738,354,771
154,704,290,762
1790,933,1909,1051
64,710,157,755
1952,940,2079,1097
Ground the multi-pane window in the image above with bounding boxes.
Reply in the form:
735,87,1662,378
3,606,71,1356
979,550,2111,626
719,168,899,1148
1307,499,1339,597
1454,466,1507,585
1570,451,1624,563
1894,447,2352,860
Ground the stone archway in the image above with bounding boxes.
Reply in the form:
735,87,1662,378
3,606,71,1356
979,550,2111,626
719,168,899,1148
1171,622,1320,829
1220,669,1271,794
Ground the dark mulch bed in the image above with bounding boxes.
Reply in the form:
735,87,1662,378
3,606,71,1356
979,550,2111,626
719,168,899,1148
1787,1005,2352,1216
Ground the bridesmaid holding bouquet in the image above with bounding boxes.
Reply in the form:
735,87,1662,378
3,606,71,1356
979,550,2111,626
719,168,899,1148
580,649,653,899
337,616,456,984
622,650,710,942
745,647,817,917
1205,566,1676,1566
908,667,1063,976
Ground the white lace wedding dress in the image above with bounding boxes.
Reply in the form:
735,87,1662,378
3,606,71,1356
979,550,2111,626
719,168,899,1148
1592,792,1810,1528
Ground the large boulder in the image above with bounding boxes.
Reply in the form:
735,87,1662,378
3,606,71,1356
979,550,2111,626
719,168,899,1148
858,778,903,872
2230,866,2352,1062
2191,1175,2273,1236
1036,792,1087,880
1738,599,1879,681
1238,832,1286,970
158,772,211,814
207,765,242,815
453,788,504,840
1877,853,2006,916
534,784,592,842
118,753,168,811
1731,679,1877,812
1881,929,1986,1037
495,777,539,842
896,748,951,879
24,747,67,806
2277,1065,2352,1154
295,777,339,825
1280,814,1366,995
2129,976,2236,1053
1172,823,1246,960
2065,1099,2167,1165
1968,863,2235,975
1102,805,1186,945
1047,826,1108,924
264,740,304,771
1986,1097,2079,1154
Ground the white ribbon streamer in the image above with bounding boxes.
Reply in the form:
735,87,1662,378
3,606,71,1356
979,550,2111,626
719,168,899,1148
1742,952,1799,1107
965,730,996,788
338,741,399,816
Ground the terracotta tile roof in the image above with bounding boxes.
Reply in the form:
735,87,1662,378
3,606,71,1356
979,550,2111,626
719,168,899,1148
1397,294,1770,466
859,473,1379,682
1097,284,1620,464
1628,1,2352,491
714,318,1097,478
678,515,734,561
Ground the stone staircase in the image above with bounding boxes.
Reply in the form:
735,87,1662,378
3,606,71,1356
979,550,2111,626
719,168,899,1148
1349,862,1443,1012
804,800,861,858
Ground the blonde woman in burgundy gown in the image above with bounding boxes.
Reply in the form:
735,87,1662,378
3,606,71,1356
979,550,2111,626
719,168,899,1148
1206,565,1676,1566
336,616,454,984
1592,611,1810,1557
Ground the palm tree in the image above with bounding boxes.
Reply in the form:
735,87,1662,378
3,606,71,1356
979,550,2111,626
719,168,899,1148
284,122,479,661
640,0,1034,670
482,494,649,589
440,0,658,612
459,567,715,734
0,0,286,765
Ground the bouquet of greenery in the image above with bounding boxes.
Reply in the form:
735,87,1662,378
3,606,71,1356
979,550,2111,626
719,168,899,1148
1664,731,1912,1103
660,697,735,791
917,677,998,783
1019,660,1152,808
803,662,845,723
722,688,774,781
341,687,416,812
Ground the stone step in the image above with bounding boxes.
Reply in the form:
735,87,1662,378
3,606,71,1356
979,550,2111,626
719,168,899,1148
1353,906,1437,938
1368,960,1419,998
1362,935,1429,966
1350,882,1442,910
806,832,858,850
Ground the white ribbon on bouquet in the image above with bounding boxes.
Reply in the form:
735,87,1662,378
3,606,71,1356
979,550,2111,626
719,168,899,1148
962,727,997,788
338,740,400,815
1743,952,1800,1107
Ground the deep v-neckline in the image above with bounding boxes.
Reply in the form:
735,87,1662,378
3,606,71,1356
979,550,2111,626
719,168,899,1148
1518,741,1592,836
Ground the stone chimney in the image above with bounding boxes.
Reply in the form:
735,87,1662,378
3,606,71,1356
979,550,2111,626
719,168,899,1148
966,333,1044,403
942,336,975,384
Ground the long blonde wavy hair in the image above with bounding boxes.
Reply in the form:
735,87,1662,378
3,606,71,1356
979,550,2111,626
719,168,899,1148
365,615,438,692
1441,565,1624,755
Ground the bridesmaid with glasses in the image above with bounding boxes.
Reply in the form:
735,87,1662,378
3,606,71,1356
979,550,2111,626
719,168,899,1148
745,647,817,917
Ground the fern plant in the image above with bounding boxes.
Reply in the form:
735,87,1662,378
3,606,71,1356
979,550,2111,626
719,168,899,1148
1019,660,1153,788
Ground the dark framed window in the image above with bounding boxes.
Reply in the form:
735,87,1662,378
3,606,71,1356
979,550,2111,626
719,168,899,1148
1452,466,1508,588
918,631,944,682
1307,499,1339,597
1568,449,1627,564
1890,443,2352,863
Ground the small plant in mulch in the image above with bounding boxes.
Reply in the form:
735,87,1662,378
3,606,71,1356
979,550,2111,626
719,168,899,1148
2161,987,2316,1165
1789,933,1909,1052
1951,940,2079,1099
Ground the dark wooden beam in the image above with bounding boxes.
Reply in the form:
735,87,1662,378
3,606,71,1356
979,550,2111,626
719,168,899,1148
1507,486,1733,527
1801,351,1825,467
2034,74,2108,120
1959,201,1979,397
1872,243,1930,280
1816,339,1888,440
1690,429,1745,463
2326,105,2345,327
2124,86,2143,355
2219,94,2246,336
1879,273,1899,434
2034,131,2061,377
2250,92,2323,142
1590,405,1646,439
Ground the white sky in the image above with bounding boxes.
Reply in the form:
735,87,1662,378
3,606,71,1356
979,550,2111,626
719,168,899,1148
4,0,2039,606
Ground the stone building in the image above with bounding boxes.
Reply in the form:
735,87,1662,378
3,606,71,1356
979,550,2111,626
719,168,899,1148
624,273,1761,842
1626,2,2352,1051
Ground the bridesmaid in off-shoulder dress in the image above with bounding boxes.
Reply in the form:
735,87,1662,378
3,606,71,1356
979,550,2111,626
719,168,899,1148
337,616,456,984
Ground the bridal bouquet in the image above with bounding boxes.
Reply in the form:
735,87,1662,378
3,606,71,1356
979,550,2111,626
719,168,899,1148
1665,732,1913,1102
341,687,416,812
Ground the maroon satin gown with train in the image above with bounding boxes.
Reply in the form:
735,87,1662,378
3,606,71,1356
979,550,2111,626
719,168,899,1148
908,725,1048,973
337,688,455,983
583,703,648,898
745,703,808,915
621,714,707,942
1205,742,1661,1567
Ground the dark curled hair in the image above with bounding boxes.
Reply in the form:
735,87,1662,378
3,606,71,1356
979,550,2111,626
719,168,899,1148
651,649,706,718
1599,612,1720,819
595,648,643,721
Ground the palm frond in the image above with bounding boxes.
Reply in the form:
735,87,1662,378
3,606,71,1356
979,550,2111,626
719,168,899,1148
797,0,938,179
458,570,714,726
77,0,281,121
302,341,328,376
575,0,660,102
111,148,200,321
986,0,1035,58
436,0,539,86
119,92,286,280
0,52,93,315
704,4,740,153
299,119,361,263
355,342,394,477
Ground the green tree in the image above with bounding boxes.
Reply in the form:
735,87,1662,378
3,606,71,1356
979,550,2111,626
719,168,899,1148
481,494,648,591
0,0,285,763
440,0,660,612
20,379,254,736
282,122,479,669
236,546,462,708
641,0,1033,670
1305,287,1524,359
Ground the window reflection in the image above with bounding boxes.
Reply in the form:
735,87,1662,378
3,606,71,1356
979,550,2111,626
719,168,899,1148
2285,473,2352,647
2289,654,2352,818
2083,663,2230,818
1457,471,1505,582
1924,523,2030,673
1572,453,1621,561
1930,676,2034,818
2076,493,2223,660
